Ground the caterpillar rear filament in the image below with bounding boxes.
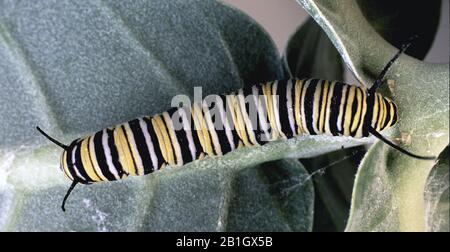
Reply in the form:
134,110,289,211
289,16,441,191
37,39,435,212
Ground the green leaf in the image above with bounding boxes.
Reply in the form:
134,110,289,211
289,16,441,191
424,146,449,232
296,0,449,231
0,0,355,231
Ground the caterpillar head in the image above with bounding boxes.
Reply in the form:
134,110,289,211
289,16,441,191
371,93,398,132
36,127,83,211
59,139,92,184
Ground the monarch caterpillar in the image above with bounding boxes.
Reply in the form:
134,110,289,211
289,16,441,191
37,39,435,212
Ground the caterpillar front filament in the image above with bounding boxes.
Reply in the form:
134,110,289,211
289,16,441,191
37,39,435,212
